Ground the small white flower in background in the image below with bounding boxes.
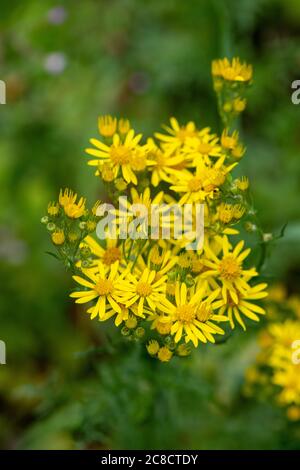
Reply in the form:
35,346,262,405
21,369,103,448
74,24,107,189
47,6,68,25
44,52,67,75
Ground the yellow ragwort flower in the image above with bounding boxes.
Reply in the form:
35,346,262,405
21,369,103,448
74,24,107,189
86,129,152,185
59,188,86,219
70,261,126,320
47,202,59,216
98,115,117,137
146,340,160,355
162,281,227,347
157,346,173,362
51,230,65,245
117,267,170,317
202,236,258,304
155,117,198,153
212,57,253,82
215,282,268,330
235,176,249,191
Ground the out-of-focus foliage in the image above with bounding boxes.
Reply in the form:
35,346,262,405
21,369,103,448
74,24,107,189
0,0,300,449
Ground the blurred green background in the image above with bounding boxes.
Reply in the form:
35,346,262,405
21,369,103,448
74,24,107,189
1,0,300,449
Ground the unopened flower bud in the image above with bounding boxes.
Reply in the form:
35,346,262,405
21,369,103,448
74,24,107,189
47,222,56,232
135,327,145,338
79,221,87,230
121,326,131,336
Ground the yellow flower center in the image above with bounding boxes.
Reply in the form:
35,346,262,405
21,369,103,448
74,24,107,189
197,142,213,154
110,145,131,164
188,177,202,192
95,278,114,296
176,304,196,323
102,247,121,265
136,281,152,297
177,128,196,142
219,255,241,281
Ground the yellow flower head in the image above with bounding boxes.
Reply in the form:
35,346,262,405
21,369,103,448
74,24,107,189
117,186,165,233
162,281,227,347
98,115,117,137
147,138,184,187
86,129,151,185
47,202,59,216
52,230,65,245
169,157,235,204
233,98,247,113
202,236,258,304
233,204,245,219
118,118,131,134
125,315,138,329
155,117,197,153
157,346,173,362
147,245,177,275
221,129,240,150
70,261,126,320
59,188,86,219
183,129,222,166
149,314,172,335
117,267,169,317
218,203,235,224
212,57,253,82
146,339,160,356
232,143,246,159
81,235,122,267
215,282,268,330
273,363,300,406
235,176,249,191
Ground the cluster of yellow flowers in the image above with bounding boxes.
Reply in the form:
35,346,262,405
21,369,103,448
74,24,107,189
41,189,101,268
43,58,268,362
244,285,300,421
